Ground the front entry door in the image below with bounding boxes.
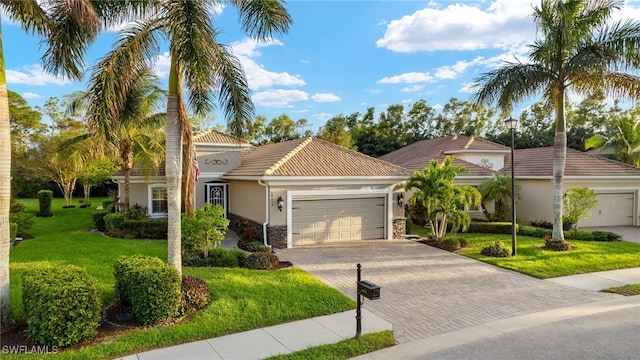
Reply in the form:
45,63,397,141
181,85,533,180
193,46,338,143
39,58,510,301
205,183,228,218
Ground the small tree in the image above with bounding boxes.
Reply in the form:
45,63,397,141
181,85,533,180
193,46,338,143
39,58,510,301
182,204,230,258
406,156,481,242
563,186,599,234
479,174,521,221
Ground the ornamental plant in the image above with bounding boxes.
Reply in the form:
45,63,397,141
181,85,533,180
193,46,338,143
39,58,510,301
563,186,598,234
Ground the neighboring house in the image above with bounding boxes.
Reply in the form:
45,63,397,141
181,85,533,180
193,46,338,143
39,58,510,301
112,130,410,248
379,135,640,227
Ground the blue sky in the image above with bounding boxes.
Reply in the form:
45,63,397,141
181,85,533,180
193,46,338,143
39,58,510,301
3,0,640,132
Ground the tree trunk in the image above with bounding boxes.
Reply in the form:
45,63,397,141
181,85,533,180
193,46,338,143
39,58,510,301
122,143,133,210
0,34,13,326
181,99,194,217
82,180,91,204
166,61,182,275
552,91,567,245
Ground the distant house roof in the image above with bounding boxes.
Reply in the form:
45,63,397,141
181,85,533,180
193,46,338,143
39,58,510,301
507,147,640,177
225,137,411,177
379,135,507,175
194,129,250,146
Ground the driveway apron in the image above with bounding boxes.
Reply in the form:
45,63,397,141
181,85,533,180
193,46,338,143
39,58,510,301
276,239,617,344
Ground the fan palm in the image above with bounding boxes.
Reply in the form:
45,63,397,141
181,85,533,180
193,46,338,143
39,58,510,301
472,0,640,247
85,0,292,274
0,0,151,328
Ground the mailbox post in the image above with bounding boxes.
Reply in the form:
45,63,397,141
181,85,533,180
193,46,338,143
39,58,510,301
356,263,381,338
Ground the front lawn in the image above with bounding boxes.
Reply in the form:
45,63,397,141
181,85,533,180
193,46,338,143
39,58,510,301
265,331,395,360
7,198,356,359
410,227,640,279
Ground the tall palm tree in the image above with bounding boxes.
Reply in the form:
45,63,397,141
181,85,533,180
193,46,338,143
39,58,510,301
0,0,152,328
86,0,292,274
472,0,640,248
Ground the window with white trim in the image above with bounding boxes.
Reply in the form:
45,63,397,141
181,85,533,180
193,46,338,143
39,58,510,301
149,185,168,216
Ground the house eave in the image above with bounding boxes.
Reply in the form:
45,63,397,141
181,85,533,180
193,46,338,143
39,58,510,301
222,175,409,185
444,149,510,155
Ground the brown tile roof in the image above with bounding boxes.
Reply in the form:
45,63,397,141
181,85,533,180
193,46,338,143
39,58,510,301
379,135,506,175
194,129,250,145
225,137,411,177
506,147,640,177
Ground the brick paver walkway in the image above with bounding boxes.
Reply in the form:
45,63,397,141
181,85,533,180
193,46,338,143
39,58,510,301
276,239,616,344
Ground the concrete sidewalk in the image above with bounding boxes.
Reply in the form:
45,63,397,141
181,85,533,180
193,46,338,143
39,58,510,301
119,309,391,360
546,267,640,291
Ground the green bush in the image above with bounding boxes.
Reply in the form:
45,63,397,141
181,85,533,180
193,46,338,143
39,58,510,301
104,212,125,232
480,240,511,258
92,211,109,232
113,255,181,325
243,252,280,270
183,248,247,268
439,237,461,251
123,204,150,220
182,204,230,257
179,275,211,315
10,197,25,213
9,223,17,245
238,239,272,253
9,212,35,237
102,199,116,212
37,190,54,217
591,231,622,241
22,265,101,347
121,219,168,239
468,222,518,234
520,226,552,238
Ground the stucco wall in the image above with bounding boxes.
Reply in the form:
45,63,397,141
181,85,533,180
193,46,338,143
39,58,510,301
122,182,153,209
228,180,266,223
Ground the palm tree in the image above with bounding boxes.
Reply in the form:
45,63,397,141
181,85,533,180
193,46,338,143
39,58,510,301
86,0,292,274
472,0,640,248
585,107,640,167
405,156,481,242
0,0,150,328
479,174,521,221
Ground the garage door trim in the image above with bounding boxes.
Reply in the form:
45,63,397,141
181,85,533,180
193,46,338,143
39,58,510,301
286,189,393,248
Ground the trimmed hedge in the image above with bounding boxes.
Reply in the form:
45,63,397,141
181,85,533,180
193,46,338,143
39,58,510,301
120,219,168,239
114,255,181,325
37,190,54,217
22,265,101,347
468,222,518,234
9,212,35,237
104,212,125,232
182,248,247,268
243,252,280,270
238,239,272,253
92,211,109,232
519,226,622,242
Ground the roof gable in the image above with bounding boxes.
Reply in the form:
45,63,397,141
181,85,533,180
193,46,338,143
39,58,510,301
225,137,411,177
194,129,250,146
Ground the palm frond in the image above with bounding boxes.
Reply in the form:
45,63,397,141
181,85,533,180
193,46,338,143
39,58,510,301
231,0,292,39
0,0,50,35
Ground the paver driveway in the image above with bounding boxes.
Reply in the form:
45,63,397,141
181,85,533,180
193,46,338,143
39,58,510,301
276,239,617,344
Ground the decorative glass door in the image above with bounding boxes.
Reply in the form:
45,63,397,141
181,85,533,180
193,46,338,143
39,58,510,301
205,183,228,218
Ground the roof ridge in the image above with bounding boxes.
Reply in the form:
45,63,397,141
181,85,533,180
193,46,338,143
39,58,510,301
463,136,475,149
317,137,411,171
264,138,313,176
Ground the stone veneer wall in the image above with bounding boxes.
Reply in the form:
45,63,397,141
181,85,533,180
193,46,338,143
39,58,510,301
228,213,264,242
267,225,287,250
393,217,406,239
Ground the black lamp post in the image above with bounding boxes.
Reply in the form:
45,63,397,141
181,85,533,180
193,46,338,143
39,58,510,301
504,117,518,256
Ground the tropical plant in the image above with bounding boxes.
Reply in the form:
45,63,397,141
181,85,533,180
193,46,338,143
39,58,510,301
563,186,599,233
479,174,521,221
0,0,150,327
472,0,640,249
85,0,292,275
405,156,481,242
585,106,640,167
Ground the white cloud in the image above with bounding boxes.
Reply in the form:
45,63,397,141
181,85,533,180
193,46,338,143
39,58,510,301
313,113,333,122
458,82,476,94
22,92,42,99
6,64,74,86
402,85,424,93
378,72,436,84
312,93,341,102
153,52,172,78
252,89,309,107
376,0,535,52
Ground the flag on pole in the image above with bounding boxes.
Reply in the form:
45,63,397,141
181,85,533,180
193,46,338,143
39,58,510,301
194,152,200,181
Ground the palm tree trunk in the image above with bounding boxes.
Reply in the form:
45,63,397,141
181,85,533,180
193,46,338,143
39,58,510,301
0,23,12,327
166,62,182,275
552,91,567,244
180,97,194,217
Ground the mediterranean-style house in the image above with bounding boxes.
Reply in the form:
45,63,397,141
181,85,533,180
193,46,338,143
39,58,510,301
112,130,410,249
379,135,640,228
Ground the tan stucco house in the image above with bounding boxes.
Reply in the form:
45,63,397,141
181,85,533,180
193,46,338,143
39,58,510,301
112,130,410,248
379,135,640,228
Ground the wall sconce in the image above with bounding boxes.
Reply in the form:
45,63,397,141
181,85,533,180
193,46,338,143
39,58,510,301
277,196,284,212
397,193,404,207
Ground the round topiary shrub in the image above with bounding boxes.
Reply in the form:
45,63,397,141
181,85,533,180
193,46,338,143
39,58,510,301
22,265,101,347
179,275,212,315
439,238,461,251
243,252,280,270
480,240,511,258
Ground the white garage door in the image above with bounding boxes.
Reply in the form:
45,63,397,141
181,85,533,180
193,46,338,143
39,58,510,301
580,192,635,227
291,197,385,245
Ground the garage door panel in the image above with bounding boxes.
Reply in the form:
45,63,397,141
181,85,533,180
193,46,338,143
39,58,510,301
580,193,634,227
292,197,385,245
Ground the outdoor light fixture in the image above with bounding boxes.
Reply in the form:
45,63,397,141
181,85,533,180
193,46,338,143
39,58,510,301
504,117,518,256
277,196,284,212
397,193,404,207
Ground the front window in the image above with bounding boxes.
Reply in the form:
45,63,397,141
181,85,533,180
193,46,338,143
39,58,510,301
151,186,167,215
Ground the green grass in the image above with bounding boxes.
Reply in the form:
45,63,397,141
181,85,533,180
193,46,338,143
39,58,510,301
601,284,640,296
410,227,640,279
7,198,356,359
264,331,395,360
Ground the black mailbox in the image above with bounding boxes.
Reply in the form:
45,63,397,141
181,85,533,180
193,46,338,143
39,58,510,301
357,280,380,300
